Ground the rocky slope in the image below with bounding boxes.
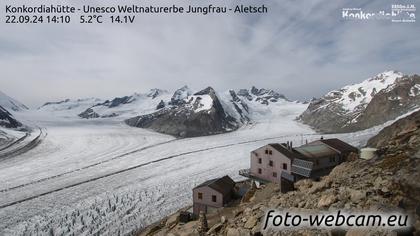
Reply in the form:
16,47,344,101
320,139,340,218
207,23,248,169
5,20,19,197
0,105,22,128
78,89,169,119
125,87,239,137
299,71,420,133
367,109,420,154
140,112,420,235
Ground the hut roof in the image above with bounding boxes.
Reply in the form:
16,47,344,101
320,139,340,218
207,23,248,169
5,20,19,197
194,175,235,195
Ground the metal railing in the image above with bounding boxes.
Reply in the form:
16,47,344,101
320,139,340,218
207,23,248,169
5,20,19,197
292,158,313,177
239,168,251,178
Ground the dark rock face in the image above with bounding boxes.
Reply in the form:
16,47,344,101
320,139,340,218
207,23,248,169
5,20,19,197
156,100,165,110
125,87,239,137
40,99,71,108
0,106,22,128
237,89,253,101
107,96,133,108
299,73,420,133
93,95,134,109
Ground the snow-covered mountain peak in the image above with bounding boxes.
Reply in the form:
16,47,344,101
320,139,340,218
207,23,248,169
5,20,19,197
169,86,192,105
327,70,405,112
369,70,403,82
237,86,288,105
0,91,28,112
0,105,22,128
38,98,103,115
180,87,218,113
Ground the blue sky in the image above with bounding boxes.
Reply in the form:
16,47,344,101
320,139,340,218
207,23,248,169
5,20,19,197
0,0,419,107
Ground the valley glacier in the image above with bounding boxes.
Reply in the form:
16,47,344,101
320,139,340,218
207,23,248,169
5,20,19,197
0,102,385,235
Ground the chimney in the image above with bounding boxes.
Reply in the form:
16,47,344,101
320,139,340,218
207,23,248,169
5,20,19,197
286,141,289,149
305,139,308,145
290,141,293,149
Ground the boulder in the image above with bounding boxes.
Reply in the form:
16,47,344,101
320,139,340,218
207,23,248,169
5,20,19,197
317,194,337,208
244,216,257,229
350,189,366,203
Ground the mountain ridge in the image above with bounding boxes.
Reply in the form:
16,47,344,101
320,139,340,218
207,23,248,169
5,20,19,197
299,70,420,133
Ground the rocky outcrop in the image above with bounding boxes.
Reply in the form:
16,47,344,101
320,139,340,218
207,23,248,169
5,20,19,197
139,112,420,235
238,86,288,105
299,71,420,133
125,87,239,137
40,99,71,107
156,100,165,110
78,108,100,119
0,105,22,128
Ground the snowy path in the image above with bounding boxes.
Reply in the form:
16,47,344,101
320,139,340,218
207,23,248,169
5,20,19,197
0,109,382,235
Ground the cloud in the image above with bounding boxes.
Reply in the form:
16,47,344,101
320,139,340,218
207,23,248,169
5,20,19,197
0,0,419,107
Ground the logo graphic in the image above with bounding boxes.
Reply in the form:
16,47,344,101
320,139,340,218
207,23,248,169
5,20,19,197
342,4,416,23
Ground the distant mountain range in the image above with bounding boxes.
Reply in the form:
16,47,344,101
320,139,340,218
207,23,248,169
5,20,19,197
299,71,420,133
2,70,419,137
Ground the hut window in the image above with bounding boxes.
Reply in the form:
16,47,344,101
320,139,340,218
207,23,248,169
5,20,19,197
283,163,287,170
315,160,320,166
212,195,217,202
258,168,262,174
265,149,269,154
273,172,277,177
198,192,203,200
269,160,274,167
269,150,273,155
258,158,262,164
